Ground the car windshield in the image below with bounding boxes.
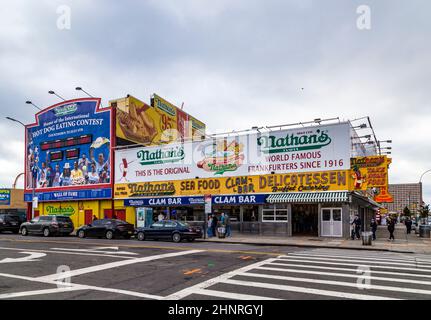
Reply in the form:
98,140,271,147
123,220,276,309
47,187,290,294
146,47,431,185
112,219,127,225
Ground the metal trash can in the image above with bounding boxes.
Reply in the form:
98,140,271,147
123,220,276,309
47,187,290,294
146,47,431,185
419,225,431,238
362,231,373,245
217,227,226,239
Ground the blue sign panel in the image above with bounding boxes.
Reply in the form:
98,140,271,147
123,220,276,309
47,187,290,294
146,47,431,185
24,188,112,202
24,98,111,201
0,189,11,205
124,194,268,207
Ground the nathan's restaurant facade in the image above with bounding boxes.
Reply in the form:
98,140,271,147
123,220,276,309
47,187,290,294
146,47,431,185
114,122,383,238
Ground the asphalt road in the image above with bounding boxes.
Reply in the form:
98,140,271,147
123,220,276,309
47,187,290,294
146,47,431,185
1,233,431,300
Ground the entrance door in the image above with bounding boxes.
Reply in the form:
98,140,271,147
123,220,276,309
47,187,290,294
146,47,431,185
84,210,93,225
115,209,126,221
321,208,342,237
292,204,318,236
104,209,113,219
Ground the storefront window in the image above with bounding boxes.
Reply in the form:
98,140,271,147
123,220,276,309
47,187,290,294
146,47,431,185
175,206,204,222
243,206,259,222
212,205,240,222
262,204,288,222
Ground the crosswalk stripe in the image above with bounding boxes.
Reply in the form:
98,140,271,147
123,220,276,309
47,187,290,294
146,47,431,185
277,255,431,268
219,279,400,300
273,258,431,273
192,289,280,300
264,262,431,279
289,253,431,265
238,272,431,296
254,266,431,286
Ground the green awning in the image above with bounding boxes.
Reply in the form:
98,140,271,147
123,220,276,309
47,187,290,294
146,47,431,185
266,192,349,203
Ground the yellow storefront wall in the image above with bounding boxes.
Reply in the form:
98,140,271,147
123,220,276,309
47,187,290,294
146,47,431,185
35,200,135,228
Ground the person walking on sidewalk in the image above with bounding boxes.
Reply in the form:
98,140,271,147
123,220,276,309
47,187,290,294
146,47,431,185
207,215,213,238
387,217,396,241
225,213,231,237
352,215,362,239
370,218,378,240
405,217,412,234
211,214,218,238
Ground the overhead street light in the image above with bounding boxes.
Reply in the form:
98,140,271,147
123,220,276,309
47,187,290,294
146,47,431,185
6,116,26,127
75,86,94,98
48,90,66,101
25,100,42,111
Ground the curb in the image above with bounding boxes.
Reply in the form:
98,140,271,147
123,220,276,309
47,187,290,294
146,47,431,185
195,239,416,254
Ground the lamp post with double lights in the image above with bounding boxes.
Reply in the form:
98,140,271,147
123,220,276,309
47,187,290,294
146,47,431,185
5,116,37,219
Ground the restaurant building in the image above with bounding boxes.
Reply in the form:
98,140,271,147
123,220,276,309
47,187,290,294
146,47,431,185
113,121,386,238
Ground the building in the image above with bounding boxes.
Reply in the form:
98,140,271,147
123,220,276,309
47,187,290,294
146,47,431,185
0,188,26,217
382,183,423,215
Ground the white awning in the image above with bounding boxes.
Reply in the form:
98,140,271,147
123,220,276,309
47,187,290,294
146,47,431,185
266,192,349,204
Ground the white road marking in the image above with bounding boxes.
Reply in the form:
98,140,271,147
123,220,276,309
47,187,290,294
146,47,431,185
277,255,431,268
219,279,399,300
264,262,431,279
38,249,204,281
50,247,138,256
289,252,431,264
192,289,280,300
0,246,136,260
0,287,83,299
254,266,431,286
239,272,431,296
0,252,46,264
273,258,431,273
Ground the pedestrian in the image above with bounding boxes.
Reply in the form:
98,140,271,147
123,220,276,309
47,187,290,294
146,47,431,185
158,212,164,222
207,215,213,238
352,215,362,239
92,215,98,221
225,213,231,237
211,213,218,237
405,217,412,234
370,218,378,240
387,217,395,241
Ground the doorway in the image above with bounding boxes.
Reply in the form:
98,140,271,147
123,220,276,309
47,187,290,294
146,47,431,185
292,204,318,236
321,208,343,237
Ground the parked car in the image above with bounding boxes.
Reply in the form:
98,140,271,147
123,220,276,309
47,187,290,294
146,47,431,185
135,220,202,243
76,219,135,240
20,215,74,237
0,214,22,234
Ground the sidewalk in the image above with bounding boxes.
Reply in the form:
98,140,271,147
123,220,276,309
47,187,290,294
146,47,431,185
196,226,431,254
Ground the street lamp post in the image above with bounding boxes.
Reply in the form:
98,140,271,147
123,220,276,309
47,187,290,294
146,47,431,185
5,116,36,220
48,90,66,101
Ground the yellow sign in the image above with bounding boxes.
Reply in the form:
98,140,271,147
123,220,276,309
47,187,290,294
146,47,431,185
110,94,206,146
350,155,393,202
114,170,349,199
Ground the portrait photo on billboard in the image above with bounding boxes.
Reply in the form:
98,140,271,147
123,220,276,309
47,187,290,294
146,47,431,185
25,98,111,191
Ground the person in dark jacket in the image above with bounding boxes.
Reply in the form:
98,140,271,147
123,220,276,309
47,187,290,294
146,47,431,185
352,215,362,239
211,214,218,237
370,218,378,240
387,217,396,241
405,217,412,234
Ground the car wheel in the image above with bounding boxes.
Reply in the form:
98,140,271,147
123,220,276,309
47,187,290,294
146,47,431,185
137,232,145,241
172,233,181,243
105,230,114,240
78,230,85,238
43,228,50,237
21,227,28,236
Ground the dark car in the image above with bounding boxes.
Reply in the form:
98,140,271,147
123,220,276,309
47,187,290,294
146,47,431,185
20,215,74,237
77,219,135,240
135,220,202,243
0,214,22,234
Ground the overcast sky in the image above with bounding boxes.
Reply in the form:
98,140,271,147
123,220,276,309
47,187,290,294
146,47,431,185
0,0,430,204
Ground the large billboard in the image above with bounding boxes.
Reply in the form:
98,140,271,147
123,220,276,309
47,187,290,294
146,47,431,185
0,189,11,205
24,98,112,201
110,94,206,146
115,122,351,184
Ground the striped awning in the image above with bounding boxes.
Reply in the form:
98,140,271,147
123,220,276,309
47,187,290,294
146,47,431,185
266,192,349,204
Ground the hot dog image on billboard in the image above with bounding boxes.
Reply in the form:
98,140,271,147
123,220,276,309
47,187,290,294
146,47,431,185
25,98,111,191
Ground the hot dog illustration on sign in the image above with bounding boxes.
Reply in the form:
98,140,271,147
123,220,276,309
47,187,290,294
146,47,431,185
196,140,245,175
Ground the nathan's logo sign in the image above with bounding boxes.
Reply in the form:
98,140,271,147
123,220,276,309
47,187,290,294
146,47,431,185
53,104,77,117
197,141,245,175
154,97,176,116
257,129,332,154
45,206,75,216
137,146,185,165
124,182,176,197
